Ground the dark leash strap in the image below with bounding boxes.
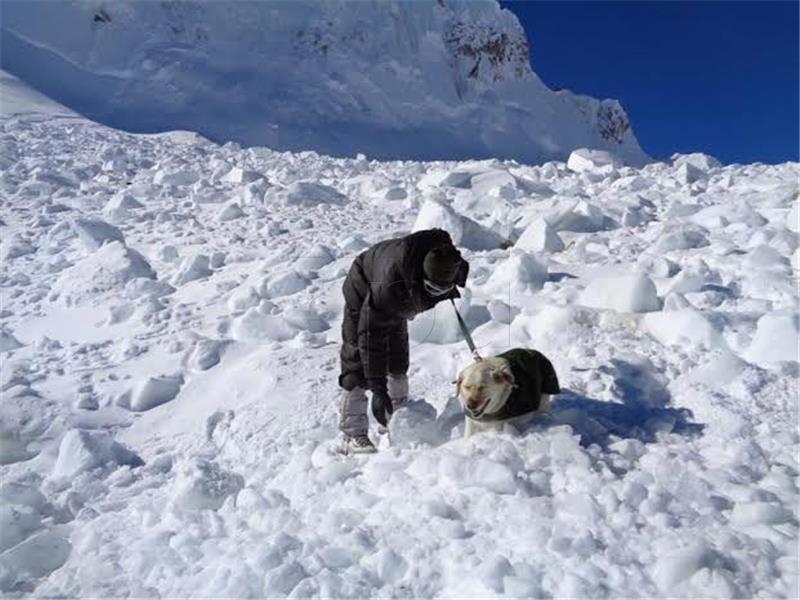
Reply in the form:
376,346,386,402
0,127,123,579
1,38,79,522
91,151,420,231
450,298,482,362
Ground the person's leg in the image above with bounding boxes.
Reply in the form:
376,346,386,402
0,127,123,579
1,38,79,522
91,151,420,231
387,320,409,408
339,305,369,437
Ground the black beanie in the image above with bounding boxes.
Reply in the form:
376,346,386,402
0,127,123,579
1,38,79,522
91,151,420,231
423,245,461,285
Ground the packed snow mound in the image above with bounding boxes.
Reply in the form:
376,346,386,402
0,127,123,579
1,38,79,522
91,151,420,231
0,2,647,164
54,241,155,304
412,199,505,251
580,274,661,313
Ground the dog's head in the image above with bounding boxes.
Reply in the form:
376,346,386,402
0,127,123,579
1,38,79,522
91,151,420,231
455,357,514,419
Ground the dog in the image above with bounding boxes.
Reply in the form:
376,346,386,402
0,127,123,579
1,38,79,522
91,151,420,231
455,349,560,437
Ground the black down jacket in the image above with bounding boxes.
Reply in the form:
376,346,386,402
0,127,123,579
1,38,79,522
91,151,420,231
339,229,469,390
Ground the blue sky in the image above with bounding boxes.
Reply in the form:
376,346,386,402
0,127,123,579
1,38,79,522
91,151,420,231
500,1,799,164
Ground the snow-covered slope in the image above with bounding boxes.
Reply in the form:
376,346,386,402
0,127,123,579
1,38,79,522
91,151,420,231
0,0,646,164
1,74,798,597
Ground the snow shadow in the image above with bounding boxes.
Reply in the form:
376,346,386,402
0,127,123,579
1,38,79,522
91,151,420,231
531,358,703,447
541,390,703,449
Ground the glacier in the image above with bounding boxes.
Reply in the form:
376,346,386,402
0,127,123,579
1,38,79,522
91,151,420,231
0,0,647,164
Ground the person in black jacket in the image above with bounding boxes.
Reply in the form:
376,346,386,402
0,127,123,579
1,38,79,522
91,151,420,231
338,228,469,454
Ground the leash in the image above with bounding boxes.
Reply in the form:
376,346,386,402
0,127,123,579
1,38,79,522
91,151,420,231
450,298,482,362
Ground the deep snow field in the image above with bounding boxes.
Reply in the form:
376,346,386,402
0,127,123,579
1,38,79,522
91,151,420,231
1,72,798,598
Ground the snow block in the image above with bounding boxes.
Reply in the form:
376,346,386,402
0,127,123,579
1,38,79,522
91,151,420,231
644,309,723,349
744,310,799,365
218,202,245,221
580,274,661,313
51,429,143,480
231,308,297,343
262,271,310,298
172,254,212,286
0,329,23,353
130,375,184,411
484,250,547,294
515,218,564,253
412,199,504,251
271,181,346,206
672,152,722,172
153,168,199,186
72,217,125,250
220,167,264,185
567,148,622,174
54,241,156,303
0,234,34,261
171,458,244,511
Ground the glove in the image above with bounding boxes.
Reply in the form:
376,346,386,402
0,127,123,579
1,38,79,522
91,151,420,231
368,377,394,427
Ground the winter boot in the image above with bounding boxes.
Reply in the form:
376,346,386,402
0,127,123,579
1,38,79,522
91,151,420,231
388,373,409,410
337,387,376,453
337,433,377,455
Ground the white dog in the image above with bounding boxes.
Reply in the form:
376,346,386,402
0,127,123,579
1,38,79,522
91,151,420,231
455,349,560,437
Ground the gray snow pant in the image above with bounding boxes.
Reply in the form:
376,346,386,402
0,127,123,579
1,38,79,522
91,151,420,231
339,375,409,436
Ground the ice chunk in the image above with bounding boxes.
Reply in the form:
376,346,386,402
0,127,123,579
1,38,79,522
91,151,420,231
153,168,199,186
282,307,329,333
652,541,722,590
227,286,260,312
338,235,370,254
171,458,244,511
218,202,245,221
1,234,34,261
51,429,142,480
172,254,212,286
567,148,622,174
130,375,184,411
220,167,264,185
72,217,125,250
54,241,155,302
550,201,608,233
653,225,709,253
0,329,23,353
744,310,799,365
675,162,707,184
271,181,346,206
0,530,71,590
387,400,442,447
484,251,547,294
262,271,310,298
672,152,722,171
294,243,335,271
231,308,297,343
412,199,504,251
580,274,661,313
487,299,518,324
786,201,799,233
644,309,723,349
515,217,564,253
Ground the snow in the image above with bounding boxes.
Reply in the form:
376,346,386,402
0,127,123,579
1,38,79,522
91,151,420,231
566,148,622,174
515,217,565,253
0,72,798,599
580,274,661,313
412,199,505,251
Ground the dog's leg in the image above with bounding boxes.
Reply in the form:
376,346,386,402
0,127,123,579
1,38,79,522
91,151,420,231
464,417,474,438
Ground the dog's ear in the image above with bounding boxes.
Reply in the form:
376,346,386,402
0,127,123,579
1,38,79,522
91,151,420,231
454,373,463,397
491,367,514,386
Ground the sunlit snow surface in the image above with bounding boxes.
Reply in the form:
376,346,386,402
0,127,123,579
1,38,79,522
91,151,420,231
0,72,798,598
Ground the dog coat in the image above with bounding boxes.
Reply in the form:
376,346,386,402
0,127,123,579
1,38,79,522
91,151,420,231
474,348,561,422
